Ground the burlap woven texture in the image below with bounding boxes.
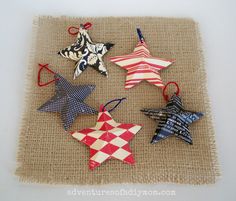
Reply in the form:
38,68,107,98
16,16,220,185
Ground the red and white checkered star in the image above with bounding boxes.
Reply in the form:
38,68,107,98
70,105,142,170
110,29,175,89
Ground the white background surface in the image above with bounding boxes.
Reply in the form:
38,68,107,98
0,0,236,200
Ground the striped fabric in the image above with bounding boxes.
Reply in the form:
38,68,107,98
110,33,175,89
70,105,142,170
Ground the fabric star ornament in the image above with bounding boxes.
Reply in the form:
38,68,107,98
110,28,175,89
58,23,114,79
70,104,142,170
38,73,97,130
141,94,203,145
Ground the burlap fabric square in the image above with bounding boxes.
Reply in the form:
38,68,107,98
16,16,220,185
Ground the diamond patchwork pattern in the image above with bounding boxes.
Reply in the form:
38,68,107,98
71,105,142,170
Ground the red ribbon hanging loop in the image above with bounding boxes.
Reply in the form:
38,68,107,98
37,64,59,87
67,22,92,35
162,82,180,102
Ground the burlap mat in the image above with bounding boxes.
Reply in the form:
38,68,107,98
16,16,220,185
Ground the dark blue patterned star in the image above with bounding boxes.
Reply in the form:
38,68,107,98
141,94,203,145
58,24,114,79
38,74,97,130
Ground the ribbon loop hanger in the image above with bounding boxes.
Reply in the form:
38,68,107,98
102,98,127,113
136,28,145,43
37,64,59,87
162,82,180,102
68,22,92,35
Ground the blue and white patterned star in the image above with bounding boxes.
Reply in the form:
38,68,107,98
58,24,114,79
38,74,97,130
141,94,203,145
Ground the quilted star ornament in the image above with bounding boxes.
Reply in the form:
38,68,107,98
37,64,97,130
70,102,142,170
58,22,114,79
110,28,175,89
141,92,204,145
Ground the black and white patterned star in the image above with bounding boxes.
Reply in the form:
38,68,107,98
58,23,114,79
141,94,203,145
38,74,97,130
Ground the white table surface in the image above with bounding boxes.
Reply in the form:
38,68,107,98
0,0,236,200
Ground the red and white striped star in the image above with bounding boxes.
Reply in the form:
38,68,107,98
70,105,142,170
110,29,175,89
